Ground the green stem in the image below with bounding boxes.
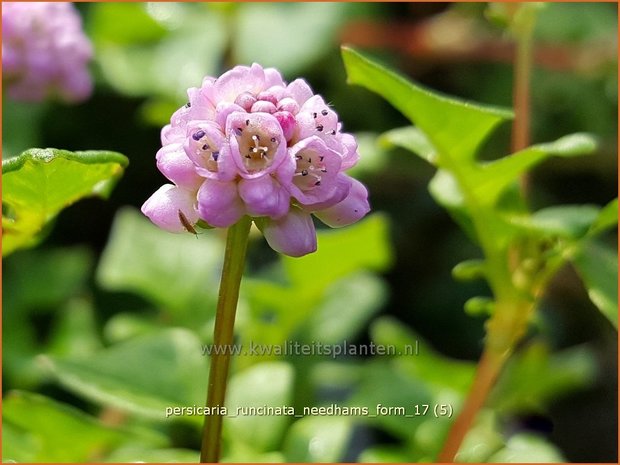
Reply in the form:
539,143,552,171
200,216,252,463
438,297,535,462
438,8,541,460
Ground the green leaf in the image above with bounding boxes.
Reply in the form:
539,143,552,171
91,3,226,101
349,360,433,440
104,446,199,463
490,342,597,413
571,241,618,328
370,317,475,394
428,170,476,240
46,299,102,359
359,446,412,463
283,416,353,462
3,246,93,388
283,213,392,290
2,148,128,256
475,133,597,206
487,433,565,462
237,3,350,75
41,328,208,420
588,198,618,236
342,47,512,164
509,205,602,239
304,272,387,344
96,208,222,327
2,391,128,462
379,126,438,165
225,362,294,452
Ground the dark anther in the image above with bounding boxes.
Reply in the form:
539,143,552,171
321,109,328,116
315,180,321,186
246,119,250,126
308,157,312,163
270,137,277,142
245,154,251,159
236,127,243,135
295,155,302,160
202,144,210,151
316,125,324,132
313,112,318,118
212,152,220,161
319,156,324,161
192,130,206,141
329,130,336,135
184,102,191,108
321,168,327,173
301,170,308,176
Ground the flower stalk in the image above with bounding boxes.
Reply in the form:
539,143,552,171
200,216,252,463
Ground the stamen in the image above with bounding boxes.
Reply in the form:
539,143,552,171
321,109,328,116
192,130,206,141
316,124,324,132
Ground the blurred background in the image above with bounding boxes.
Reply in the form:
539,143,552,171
3,2,617,462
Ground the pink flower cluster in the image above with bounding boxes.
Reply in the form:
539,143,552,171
2,2,93,103
142,64,369,256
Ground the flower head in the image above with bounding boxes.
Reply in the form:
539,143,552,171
2,2,93,103
142,64,370,257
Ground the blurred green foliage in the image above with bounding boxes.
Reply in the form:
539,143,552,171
2,2,617,463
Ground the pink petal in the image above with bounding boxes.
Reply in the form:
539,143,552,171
264,67,286,88
183,121,226,179
287,136,342,206
238,175,290,219
286,78,313,106
260,208,317,257
314,177,370,228
214,63,265,103
339,132,360,170
197,179,245,228
156,143,203,190
141,184,198,233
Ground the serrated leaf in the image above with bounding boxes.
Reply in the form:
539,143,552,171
2,148,128,256
42,328,208,420
342,47,512,164
571,241,618,328
2,391,129,462
379,126,438,165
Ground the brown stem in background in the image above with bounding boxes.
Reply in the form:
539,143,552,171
512,29,534,194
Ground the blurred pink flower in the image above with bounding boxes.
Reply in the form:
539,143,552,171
2,2,93,103
142,64,369,257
